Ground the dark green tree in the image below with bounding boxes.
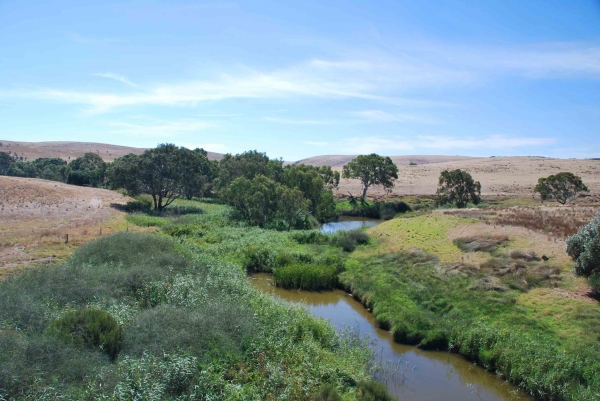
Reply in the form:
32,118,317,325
435,169,481,208
216,150,282,190
106,153,142,194
534,172,588,205
182,148,218,199
138,144,211,211
342,154,398,202
566,213,600,292
68,153,107,187
0,152,14,175
281,164,337,221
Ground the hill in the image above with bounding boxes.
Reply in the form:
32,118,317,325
0,140,224,162
292,154,476,167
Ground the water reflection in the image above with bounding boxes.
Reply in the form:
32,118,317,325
250,273,531,401
320,217,381,234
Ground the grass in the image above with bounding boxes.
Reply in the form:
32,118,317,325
274,263,338,290
0,232,374,400
357,213,478,263
337,206,600,400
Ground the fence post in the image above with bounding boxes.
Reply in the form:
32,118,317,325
65,234,69,243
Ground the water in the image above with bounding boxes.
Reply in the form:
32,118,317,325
250,273,532,401
320,217,382,234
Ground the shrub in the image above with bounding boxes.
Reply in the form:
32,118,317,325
335,230,370,252
47,309,123,360
357,380,393,401
290,230,330,245
566,213,600,278
124,196,153,212
243,245,277,271
273,263,338,290
314,384,342,401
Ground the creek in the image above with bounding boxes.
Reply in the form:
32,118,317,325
250,273,532,401
319,216,382,234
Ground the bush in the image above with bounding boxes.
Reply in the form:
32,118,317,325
290,230,330,245
336,230,370,252
566,213,600,278
273,263,338,290
124,196,153,212
357,380,393,401
243,245,277,271
314,384,342,401
47,309,123,360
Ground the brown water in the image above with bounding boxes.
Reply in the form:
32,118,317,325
250,273,532,401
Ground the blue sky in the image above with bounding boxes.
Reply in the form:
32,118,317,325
0,0,599,160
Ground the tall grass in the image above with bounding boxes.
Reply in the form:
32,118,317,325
0,231,374,400
274,263,338,290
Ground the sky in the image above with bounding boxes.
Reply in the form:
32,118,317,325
0,0,599,160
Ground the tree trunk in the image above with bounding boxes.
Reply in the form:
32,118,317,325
361,185,369,203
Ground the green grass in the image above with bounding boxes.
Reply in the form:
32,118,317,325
340,247,600,400
0,231,374,400
274,263,338,290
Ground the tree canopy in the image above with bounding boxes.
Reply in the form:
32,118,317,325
435,169,481,208
566,213,600,292
108,144,212,211
67,153,106,187
342,154,398,202
534,172,588,205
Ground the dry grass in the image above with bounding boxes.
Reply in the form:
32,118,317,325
0,140,224,162
0,176,156,275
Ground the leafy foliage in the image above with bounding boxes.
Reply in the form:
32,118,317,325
47,308,123,360
435,169,481,208
108,144,213,211
535,172,588,205
357,380,393,401
566,212,600,280
342,154,399,201
273,263,338,290
67,152,107,187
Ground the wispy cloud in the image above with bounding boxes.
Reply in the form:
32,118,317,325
264,117,333,125
304,141,328,146
93,73,139,88
354,110,437,124
3,41,599,116
339,135,556,154
107,119,213,137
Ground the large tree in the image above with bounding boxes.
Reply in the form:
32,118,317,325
342,154,398,202
0,152,14,175
534,172,588,205
109,144,212,211
216,150,282,191
281,164,337,221
435,169,481,208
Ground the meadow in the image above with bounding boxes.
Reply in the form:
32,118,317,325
0,228,377,400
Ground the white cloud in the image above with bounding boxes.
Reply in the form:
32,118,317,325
107,119,213,137
354,110,436,124
339,135,556,154
93,73,139,88
304,141,328,146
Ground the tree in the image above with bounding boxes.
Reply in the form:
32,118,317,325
435,169,481,208
566,213,600,292
281,164,337,221
109,144,212,211
534,172,588,205
68,153,107,187
216,150,282,191
181,148,218,199
342,154,398,202
0,152,14,175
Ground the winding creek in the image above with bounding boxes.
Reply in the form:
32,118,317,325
250,218,532,401
250,274,531,401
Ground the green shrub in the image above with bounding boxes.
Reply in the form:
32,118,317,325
124,196,153,212
290,230,330,245
243,245,277,271
566,213,600,278
47,309,123,360
357,380,393,401
274,263,338,290
314,384,342,401
335,230,370,252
